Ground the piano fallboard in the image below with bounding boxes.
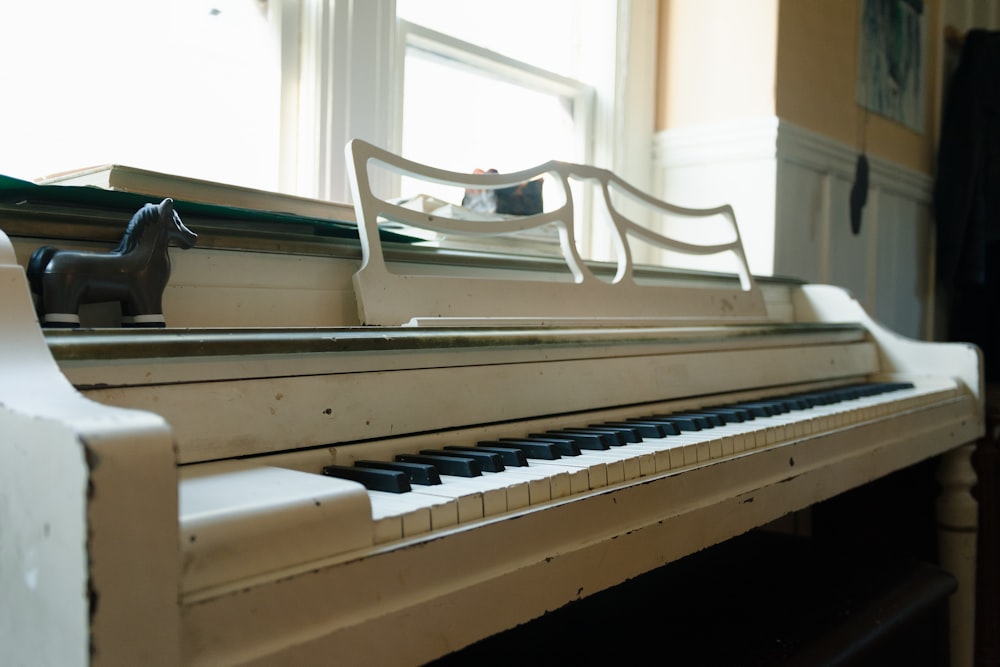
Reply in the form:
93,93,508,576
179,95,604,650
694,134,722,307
51,322,875,464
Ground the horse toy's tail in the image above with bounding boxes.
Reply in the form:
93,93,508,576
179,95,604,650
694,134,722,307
27,245,58,298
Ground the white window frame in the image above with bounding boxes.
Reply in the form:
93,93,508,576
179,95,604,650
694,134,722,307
396,19,597,167
276,0,657,258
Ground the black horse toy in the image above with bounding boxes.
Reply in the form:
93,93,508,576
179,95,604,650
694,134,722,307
27,198,197,328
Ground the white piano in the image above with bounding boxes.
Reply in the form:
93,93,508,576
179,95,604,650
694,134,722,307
0,140,983,666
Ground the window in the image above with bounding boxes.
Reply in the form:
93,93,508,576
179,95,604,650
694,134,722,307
395,18,594,208
0,0,282,190
1,0,656,259
395,0,605,178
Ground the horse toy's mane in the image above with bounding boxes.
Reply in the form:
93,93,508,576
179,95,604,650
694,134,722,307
27,198,197,328
113,202,161,254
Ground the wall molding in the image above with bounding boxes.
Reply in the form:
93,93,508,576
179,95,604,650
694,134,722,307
654,117,933,203
776,120,933,203
653,117,780,168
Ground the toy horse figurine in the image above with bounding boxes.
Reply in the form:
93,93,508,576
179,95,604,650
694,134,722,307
27,198,197,328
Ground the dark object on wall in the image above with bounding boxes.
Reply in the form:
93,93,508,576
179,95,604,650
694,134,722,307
27,198,196,328
934,29,1000,381
850,153,870,235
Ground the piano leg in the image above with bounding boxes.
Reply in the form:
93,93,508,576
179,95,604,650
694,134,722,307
938,443,979,667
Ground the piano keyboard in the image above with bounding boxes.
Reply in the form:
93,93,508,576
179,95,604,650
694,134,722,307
340,380,953,543
179,376,960,594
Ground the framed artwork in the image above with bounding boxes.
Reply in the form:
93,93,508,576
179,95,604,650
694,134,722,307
856,0,927,133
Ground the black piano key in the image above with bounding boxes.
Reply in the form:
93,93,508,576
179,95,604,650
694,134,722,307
818,388,848,402
798,392,830,408
322,464,411,493
786,394,819,408
572,426,638,444
481,439,561,460
420,448,505,473
669,413,719,428
570,427,629,445
699,407,749,423
602,421,670,438
588,424,643,443
537,430,609,449
692,411,731,426
396,453,481,477
625,417,681,435
533,437,598,452
640,415,702,431
814,391,845,404
455,445,529,467
506,437,581,457
354,460,442,486
726,402,777,417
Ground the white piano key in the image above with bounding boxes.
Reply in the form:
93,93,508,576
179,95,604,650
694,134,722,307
621,434,684,470
529,454,608,494
368,486,460,533
527,462,591,494
570,446,648,482
504,465,573,501
490,467,556,509
408,480,485,523
411,473,531,521
495,467,556,504
367,491,441,542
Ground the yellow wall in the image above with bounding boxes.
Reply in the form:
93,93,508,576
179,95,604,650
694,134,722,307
776,0,941,173
656,0,778,128
656,0,942,175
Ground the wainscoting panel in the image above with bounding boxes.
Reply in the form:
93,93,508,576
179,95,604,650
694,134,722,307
654,118,934,339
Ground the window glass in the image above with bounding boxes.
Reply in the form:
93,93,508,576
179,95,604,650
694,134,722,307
395,1,606,208
0,0,280,189
396,0,585,79
399,49,578,204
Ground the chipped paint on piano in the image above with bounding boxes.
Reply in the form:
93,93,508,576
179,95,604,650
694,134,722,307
0,142,984,666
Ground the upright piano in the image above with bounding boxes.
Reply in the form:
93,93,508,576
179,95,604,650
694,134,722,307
0,141,983,666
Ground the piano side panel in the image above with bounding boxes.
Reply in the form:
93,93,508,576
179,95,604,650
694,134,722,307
1,415,90,666
797,283,984,667
794,284,984,408
0,231,181,666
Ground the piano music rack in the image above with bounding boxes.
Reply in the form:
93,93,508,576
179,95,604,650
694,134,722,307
346,139,769,327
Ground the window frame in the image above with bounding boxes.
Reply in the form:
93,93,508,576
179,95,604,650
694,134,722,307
278,0,657,259
396,18,597,166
